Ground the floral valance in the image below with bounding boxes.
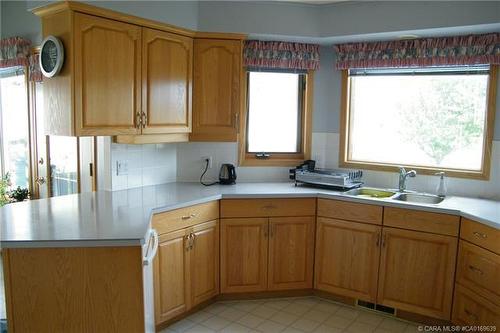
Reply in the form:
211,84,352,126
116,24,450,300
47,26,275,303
334,33,500,70
29,53,43,83
244,40,320,71
0,37,32,68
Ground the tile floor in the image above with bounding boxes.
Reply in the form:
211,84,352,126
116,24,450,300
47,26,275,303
160,296,421,333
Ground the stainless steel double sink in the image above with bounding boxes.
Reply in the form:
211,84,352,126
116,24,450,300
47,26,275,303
344,187,444,204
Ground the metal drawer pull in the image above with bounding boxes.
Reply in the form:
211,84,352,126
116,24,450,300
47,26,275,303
473,231,487,239
181,213,197,220
468,265,484,275
464,309,479,321
184,235,191,251
262,205,276,210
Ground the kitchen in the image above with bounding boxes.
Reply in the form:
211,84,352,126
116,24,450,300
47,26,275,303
0,1,499,332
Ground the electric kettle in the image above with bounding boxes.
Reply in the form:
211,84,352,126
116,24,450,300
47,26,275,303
219,164,237,185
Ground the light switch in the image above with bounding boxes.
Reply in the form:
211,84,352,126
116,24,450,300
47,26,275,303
116,160,129,176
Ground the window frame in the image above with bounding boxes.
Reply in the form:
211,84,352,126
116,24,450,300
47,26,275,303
239,70,314,166
339,65,498,180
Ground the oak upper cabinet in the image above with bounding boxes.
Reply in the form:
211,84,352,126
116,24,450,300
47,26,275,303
315,217,381,302
190,38,243,142
220,218,269,293
142,28,192,134
154,228,190,324
74,13,142,135
377,227,458,320
268,217,315,290
190,220,219,307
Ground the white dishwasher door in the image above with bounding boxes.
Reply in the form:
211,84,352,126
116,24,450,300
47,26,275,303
142,228,158,333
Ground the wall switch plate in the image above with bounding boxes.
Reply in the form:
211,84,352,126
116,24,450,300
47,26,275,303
202,156,213,169
116,160,129,176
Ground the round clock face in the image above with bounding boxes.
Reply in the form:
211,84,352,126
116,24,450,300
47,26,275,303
40,36,64,78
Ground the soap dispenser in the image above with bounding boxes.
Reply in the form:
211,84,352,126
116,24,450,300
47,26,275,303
435,172,447,197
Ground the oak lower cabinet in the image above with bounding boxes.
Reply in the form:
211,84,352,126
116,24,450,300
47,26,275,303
314,217,381,302
220,211,315,293
154,220,219,326
452,284,500,326
377,227,458,320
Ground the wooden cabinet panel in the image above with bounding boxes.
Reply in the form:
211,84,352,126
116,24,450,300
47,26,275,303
314,217,381,302
220,198,316,218
452,284,500,326
377,227,457,319
191,220,219,307
268,217,315,290
220,218,268,293
317,199,382,225
142,28,192,134
152,201,219,235
461,218,500,255
384,207,459,236
457,241,500,306
191,38,242,142
74,13,141,135
154,229,190,324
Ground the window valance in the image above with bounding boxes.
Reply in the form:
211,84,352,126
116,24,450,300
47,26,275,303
244,40,320,71
334,33,500,70
0,37,32,68
29,53,43,83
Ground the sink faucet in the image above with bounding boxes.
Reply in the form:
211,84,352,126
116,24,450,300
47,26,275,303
398,167,417,192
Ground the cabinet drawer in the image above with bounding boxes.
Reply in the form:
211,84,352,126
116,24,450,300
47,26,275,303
317,199,382,225
461,218,500,255
220,198,315,218
452,284,500,326
384,207,459,236
153,201,219,234
457,241,500,306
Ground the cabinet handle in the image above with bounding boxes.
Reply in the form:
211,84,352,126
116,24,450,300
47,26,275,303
184,235,191,251
382,233,387,247
136,112,142,129
141,111,147,129
262,205,276,210
263,226,268,238
181,213,196,220
464,309,479,321
468,265,484,275
270,224,275,237
376,233,381,247
191,233,196,249
473,231,487,239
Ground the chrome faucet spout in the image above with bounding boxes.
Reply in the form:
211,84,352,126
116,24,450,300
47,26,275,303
398,167,417,192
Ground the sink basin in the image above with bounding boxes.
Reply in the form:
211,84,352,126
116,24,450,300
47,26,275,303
393,193,444,204
345,188,396,199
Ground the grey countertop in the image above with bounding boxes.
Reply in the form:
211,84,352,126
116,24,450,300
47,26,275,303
1,182,499,248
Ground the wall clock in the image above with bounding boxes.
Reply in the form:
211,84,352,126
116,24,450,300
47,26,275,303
39,36,64,78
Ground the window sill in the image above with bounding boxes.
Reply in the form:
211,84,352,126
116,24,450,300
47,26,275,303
240,154,306,167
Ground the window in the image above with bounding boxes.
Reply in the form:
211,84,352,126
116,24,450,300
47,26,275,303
340,65,497,179
0,67,31,189
241,71,313,166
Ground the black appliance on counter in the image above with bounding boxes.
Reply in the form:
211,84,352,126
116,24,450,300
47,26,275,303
219,164,237,185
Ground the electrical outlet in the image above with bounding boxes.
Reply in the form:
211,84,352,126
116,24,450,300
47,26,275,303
202,156,213,169
116,160,129,176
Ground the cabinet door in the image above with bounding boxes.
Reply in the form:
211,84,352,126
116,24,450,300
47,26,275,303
452,284,500,326
220,218,268,293
142,28,192,134
190,220,219,306
268,217,315,290
191,39,242,142
153,229,190,325
314,217,381,302
377,227,457,319
74,13,141,135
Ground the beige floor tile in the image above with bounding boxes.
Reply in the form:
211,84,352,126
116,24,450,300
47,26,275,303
374,329,394,333
218,307,246,321
323,314,355,329
201,315,231,331
204,303,228,315
237,313,266,329
159,328,176,333
292,297,320,307
301,308,332,323
312,301,341,314
250,304,279,319
335,306,361,320
282,303,312,316
256,319,287,333
356,312,385,326
183,325,215,333
187,311,214,323
290,317,321,332
404,325,421,332
264,299,292,310
283,327,306,333
232,302,260,313
168,318,197,332
269,310,300,325
312,324,343,333
346,321,377,333
219,322,250,333
378,318,408,332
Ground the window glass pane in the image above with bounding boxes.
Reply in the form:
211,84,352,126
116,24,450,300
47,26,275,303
49,136,78,197
0,69,30,188
247,72,301,153
348,70,489,171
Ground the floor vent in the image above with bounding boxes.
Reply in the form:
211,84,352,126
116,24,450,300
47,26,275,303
357,300,395,315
